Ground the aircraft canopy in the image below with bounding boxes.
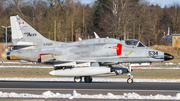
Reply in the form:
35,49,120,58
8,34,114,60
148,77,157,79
125,39,146,47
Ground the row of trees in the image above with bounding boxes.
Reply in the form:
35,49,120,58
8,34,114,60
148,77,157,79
0,0,180,46
93,0,180,45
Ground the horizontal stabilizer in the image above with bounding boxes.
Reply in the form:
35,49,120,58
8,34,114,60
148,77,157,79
8,44,36,47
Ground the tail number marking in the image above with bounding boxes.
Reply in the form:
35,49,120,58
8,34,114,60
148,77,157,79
149,51,158,56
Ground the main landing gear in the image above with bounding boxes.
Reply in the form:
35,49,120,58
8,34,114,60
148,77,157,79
84,76,92,83
74,76,82,83
74,76,92,83
127,63,133,84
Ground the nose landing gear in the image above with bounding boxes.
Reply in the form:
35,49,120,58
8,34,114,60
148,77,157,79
127,63,133,84
127,77,133,84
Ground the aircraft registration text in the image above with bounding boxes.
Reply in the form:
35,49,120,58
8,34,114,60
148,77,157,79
43,43,53,46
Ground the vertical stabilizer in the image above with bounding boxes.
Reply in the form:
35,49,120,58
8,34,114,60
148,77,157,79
10,15,63,47
10,16,24,44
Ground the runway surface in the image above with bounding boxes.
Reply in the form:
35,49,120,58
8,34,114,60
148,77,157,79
0,81,179,96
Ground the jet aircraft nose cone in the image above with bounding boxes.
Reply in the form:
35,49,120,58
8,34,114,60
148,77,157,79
164,53,174,61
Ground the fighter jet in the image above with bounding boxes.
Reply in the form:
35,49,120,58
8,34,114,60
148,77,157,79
7,15,174,84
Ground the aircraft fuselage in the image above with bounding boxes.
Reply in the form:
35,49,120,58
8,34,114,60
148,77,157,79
7,38,170,66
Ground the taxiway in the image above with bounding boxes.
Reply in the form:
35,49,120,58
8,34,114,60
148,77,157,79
0,81,179,96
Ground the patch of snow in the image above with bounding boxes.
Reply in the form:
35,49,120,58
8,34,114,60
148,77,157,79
165,62,174,65
0,90,179,100
132,66,180,69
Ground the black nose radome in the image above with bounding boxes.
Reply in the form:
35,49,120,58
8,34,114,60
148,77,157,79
7,52,10,60
164,53,174,61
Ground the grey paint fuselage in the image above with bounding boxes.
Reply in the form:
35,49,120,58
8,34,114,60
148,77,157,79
10,38,164,65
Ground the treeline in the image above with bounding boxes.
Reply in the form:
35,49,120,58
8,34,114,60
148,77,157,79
0,0,180,46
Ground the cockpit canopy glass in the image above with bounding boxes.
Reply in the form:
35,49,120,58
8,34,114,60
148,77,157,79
125,39,146,47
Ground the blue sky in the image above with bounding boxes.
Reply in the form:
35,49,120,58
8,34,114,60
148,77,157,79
147,0,180,8
79,0,180,8
79,0,95,4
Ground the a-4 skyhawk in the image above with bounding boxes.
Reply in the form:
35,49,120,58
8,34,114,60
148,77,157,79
7,15,174,84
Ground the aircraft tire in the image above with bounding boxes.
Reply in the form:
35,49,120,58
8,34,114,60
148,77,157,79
127,78,133,84
84,76,92,83
74,76,82,83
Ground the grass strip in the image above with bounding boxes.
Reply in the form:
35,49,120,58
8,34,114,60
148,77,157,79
0,68,180,79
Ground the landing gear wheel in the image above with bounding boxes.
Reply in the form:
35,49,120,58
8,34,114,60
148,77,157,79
127,63,133,84
127,78,133,84
74,76,82,83
84,76,92,83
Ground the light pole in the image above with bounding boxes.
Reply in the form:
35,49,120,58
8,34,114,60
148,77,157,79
2,26,11,48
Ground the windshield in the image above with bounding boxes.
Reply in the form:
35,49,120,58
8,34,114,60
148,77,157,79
137,42,145,47
125,39,146,47
125,40,138,46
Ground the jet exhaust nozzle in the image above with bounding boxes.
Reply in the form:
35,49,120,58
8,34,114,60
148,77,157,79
7,52,10,60
164,53,174,61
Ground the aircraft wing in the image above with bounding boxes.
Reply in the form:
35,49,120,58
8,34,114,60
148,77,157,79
41,54,97,67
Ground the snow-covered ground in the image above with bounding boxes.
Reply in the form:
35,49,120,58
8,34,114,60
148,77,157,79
0,90,180,100
1,77,180,83
132,66,180,69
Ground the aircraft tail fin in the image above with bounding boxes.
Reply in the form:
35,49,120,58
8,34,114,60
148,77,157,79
10,15,59,47
10,15,24,44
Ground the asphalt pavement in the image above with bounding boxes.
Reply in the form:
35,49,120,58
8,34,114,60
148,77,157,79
0,81,179,100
